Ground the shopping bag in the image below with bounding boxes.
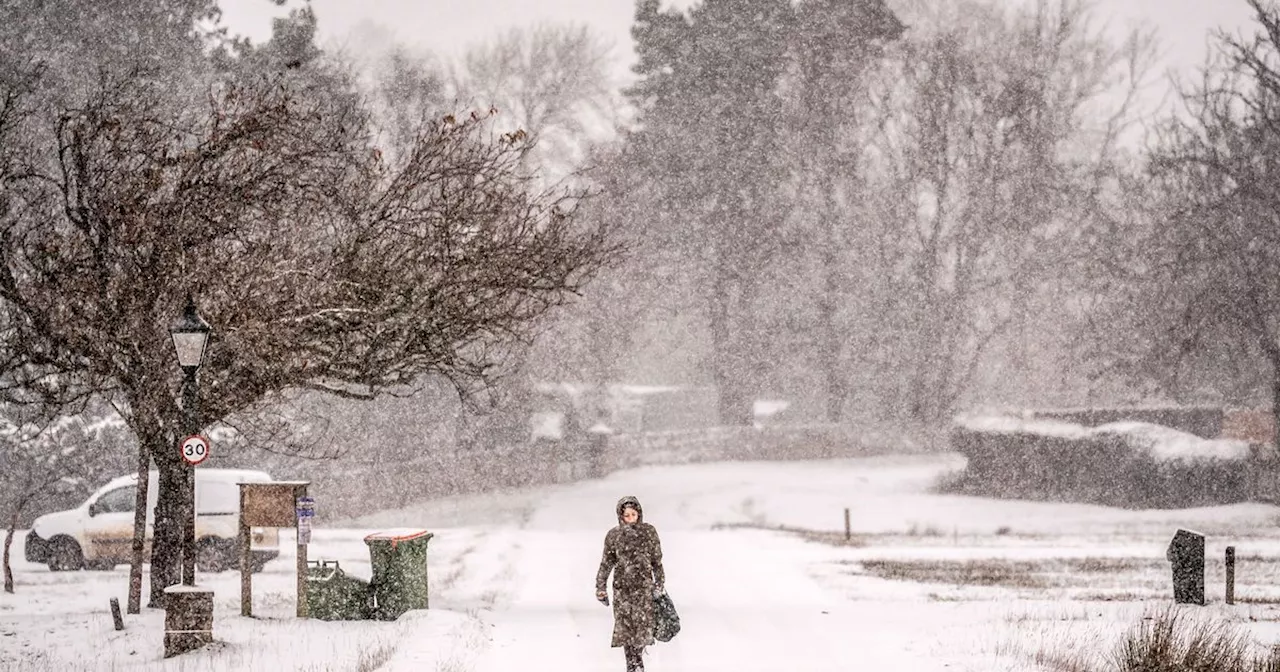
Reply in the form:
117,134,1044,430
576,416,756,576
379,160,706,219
654,592,681,642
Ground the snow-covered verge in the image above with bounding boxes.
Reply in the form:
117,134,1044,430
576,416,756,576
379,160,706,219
5,453,1280,671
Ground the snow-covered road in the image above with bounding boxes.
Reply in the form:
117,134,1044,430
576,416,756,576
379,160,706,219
457,464,985,671
469,529,950,671
12,454,1280,671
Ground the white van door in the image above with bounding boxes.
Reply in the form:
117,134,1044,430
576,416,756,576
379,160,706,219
83,483,138,566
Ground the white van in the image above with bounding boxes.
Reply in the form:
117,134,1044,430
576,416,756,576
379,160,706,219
25,468,280,573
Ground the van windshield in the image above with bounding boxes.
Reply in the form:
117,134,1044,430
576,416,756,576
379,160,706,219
94,486,136,514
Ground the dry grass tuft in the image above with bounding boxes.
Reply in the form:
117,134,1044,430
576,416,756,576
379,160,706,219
857,558,1152,591
354,641,399,672
1032,606,1280,672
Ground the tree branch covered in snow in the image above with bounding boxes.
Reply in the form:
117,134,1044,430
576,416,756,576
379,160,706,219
0,49,620,604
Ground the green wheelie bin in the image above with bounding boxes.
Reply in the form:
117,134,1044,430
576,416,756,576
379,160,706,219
364,529,433,620
305,560,372,621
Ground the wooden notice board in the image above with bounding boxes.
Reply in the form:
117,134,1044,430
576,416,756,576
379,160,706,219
238,481,310,618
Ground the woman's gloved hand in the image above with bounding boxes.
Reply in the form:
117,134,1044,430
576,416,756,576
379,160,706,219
653,585,665,599
596,590,610,606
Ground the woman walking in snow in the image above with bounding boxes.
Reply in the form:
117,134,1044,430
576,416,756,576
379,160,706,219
596,495,665,672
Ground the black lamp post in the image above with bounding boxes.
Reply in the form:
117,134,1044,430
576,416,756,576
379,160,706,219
169,295,210,587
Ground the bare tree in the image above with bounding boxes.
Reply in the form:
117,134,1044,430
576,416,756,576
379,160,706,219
358,27,622,451
0,412,132,593
454,22,620,181
524,144,653,388
786,0,904,422
0,61,617,606
0,427,64,594
1114,0,1280,432
857,0,1153,421
370,47,452,160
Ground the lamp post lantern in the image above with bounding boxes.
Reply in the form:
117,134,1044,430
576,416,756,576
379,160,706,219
169,295,210,587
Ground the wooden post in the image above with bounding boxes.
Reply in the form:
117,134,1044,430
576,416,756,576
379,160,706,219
110,598,124,631
296,483,309,619
238,480,312,620
1226,546,1236,605
843,508,851,541
239,484,251,617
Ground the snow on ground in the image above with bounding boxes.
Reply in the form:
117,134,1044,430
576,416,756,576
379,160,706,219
5,452,1280,671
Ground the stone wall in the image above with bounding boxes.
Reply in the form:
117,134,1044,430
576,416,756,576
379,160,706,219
301,423,898,521
602,424,880,471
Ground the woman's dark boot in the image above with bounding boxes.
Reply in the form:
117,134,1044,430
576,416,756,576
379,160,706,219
624,645,644,672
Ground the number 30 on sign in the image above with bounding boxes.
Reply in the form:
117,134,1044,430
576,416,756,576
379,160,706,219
180,435,210,466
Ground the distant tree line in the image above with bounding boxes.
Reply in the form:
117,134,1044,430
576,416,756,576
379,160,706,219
537,0,1280,437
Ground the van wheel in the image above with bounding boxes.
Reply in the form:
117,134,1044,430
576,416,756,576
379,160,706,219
197,539,232,573
47,538,84,572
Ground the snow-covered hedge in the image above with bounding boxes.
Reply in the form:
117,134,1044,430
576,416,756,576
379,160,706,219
947,414,1262,508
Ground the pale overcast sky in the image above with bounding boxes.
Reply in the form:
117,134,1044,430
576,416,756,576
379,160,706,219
218,0,1259,114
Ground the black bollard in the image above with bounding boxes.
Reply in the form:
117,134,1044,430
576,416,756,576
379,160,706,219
1166,528,1205,605
110,597,124,631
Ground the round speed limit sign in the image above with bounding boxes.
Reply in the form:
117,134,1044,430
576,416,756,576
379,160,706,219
180,435,210,466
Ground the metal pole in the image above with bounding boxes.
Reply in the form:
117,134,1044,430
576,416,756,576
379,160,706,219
182,369,198,587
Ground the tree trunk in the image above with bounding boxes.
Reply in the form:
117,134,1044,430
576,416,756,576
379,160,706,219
1254,332,1280,448
821,320,846,422
710,275,752,427
1272,353,1280,448
127,439,150,613
148,432,185,608
818,183,846,423
906,304,935,423
4,512,17,594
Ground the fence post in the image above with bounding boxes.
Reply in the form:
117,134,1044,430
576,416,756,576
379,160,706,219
844,508,851,541
1226,546,1236,605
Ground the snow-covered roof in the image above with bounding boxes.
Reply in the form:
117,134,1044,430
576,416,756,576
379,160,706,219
530,411,563,440
753,399,791,417
98,468,274,493
610,384,685,396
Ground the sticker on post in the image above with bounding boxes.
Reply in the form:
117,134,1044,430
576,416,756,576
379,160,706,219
296,497,315,545
180,435,210,466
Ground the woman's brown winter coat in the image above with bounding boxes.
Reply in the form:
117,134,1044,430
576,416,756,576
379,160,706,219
596,495,665,648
